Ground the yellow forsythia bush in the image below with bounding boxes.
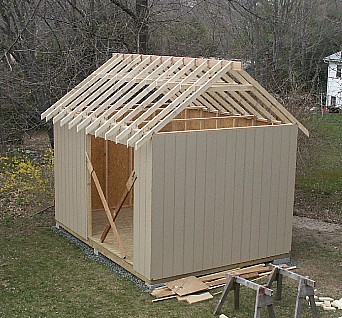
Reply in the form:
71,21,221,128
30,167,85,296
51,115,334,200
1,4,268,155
0,150,54,219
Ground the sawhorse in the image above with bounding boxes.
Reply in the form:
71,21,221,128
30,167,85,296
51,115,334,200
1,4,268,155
214,273,276,318
266,264,320,318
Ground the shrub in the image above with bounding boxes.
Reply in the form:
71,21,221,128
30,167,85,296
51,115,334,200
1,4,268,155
0,150,54,219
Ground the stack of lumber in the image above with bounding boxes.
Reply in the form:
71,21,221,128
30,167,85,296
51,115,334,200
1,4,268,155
151,263,288,304
309,296,342,311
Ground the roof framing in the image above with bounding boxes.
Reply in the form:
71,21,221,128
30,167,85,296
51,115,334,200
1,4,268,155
42,53,309,148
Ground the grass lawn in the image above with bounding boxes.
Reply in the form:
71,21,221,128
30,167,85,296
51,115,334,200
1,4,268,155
295,114,342,222
1,212,340,318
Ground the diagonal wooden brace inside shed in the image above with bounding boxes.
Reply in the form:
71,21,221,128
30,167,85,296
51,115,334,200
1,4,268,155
101,170,137,243
85,152,126,258
266,265,319,318
214,273,276,318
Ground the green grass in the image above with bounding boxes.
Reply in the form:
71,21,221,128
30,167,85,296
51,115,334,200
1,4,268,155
0,213,340,318
295,114,342,221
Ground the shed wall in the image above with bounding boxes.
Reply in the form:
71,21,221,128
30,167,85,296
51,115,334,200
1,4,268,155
54,124,88,239
149,124,298,280
133,140,153,278
90,137,131,209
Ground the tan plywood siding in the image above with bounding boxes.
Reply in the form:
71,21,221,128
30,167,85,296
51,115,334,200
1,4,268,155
149,124,298,280
54,124,88,239
133,140,152,278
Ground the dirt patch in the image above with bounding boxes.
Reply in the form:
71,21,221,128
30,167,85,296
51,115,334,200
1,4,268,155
294,189,342,224
291,216,342,297
293,216,342,253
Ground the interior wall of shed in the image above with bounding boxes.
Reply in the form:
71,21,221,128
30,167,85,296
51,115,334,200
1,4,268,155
90,136,133,211
160,108,271,133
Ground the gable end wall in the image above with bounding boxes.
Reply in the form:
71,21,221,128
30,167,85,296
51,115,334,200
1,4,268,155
149,125,298,280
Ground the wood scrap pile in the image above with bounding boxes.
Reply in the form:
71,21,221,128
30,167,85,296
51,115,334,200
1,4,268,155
151,263,292,304
308,295,342,311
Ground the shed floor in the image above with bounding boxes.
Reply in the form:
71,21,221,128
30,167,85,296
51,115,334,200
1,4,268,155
89,207,133,264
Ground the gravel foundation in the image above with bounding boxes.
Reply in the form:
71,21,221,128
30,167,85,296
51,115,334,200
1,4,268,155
52,225,152,292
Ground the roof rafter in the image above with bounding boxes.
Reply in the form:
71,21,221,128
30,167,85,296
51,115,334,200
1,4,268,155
41,53,308,149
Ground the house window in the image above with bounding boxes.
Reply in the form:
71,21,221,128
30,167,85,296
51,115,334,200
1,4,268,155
331,96,337,106
337,65,342,78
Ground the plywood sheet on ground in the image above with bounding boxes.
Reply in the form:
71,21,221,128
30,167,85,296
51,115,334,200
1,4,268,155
165,276,209,296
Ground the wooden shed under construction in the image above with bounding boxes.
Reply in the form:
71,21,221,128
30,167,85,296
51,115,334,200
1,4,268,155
42,53,308,283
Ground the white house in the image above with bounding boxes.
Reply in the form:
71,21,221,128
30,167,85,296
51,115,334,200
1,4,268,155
324,51,342,108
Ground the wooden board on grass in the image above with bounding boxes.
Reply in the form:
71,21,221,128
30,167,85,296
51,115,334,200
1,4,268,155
166,276,209,296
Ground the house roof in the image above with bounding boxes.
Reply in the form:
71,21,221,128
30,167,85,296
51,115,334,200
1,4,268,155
324,51,342,63
42,53,308,148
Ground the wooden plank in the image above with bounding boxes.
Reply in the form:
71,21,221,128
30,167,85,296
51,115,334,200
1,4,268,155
138,140,147,275
119,60,210,144
65,124,71,230
259,127,273,258
203,131,217,270
267,126,282,256
151,288,175,299
249,127,264,260
204,92,237,114
213,130,226,268
107,141,130,208
133,139,141,272
85,152,126,258
206,278,227,287
144,140,153,277
86,134,92,237
42,54,121,121
165,276,209,297
54,124,61,225
222,129,236,264
284,126,298,251
221,74,276,121
90,136,105,209
54,55,137,126
183,133,197,274
230,70,288,124
60,56,150,127
100,170,137,242
207,84,253,92
240,128,255,262
162,134,176,278
74,57,168,132
238,69,309,136
91,57,178,137
173,133,187,274
276,126,291,253
231,129,246,264
193,132,207,272
103,58,197,140
184,292,213,304
133,62,233,149
150,135,165,279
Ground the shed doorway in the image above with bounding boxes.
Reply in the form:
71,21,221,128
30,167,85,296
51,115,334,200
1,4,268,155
89,136,134,264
